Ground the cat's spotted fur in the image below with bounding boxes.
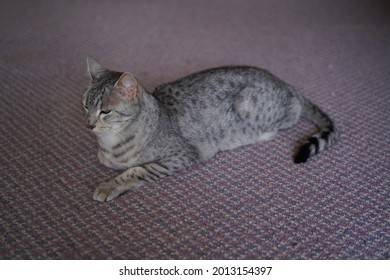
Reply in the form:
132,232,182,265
83,57,338,202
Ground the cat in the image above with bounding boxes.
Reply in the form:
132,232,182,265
83,57,338,202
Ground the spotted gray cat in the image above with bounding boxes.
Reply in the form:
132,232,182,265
83,57,338,202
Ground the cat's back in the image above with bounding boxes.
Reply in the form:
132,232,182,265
151,66,288,133
152,66,277,103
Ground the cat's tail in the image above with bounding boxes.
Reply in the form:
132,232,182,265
294,95,339,163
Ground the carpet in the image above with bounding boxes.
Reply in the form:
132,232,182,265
1,0,389,259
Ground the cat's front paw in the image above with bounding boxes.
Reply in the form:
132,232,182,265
93,181,122,202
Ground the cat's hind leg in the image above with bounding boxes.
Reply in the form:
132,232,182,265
234,87,301,130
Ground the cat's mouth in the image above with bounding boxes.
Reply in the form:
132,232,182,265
89,126,110,135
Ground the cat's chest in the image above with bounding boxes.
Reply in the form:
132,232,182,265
96,133,143,169
97,133,118,151
98,148,141,170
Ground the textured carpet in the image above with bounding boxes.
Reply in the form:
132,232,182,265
1,0,389,259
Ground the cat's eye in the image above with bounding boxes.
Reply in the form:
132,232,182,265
100,110,112,115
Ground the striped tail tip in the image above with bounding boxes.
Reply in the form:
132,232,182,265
294,142,312,163
293,130,338,164
294,136,322,164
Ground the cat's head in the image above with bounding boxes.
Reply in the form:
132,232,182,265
82,57,144,134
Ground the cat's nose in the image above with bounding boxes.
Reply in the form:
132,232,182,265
86,122,96,130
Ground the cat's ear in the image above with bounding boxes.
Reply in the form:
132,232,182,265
87,56,106,80
114,72,142,104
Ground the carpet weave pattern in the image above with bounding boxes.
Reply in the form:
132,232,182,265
1,0,389,259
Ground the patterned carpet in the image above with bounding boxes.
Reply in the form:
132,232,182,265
1,0,389,259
